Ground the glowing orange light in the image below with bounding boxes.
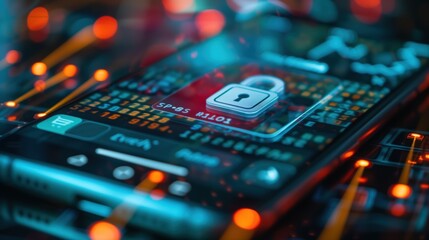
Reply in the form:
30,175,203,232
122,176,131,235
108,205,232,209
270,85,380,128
5,50,21,64
4,101,17,108
88,221,121,240
7,115,17,121
233,208,261,230
425,154,429,160
63,64,78,77
31,62,47,76
407,133,424,140
93,69,109,82
34,80,46,92
93,16,118,40
358,177,368,183
162,0,194,13
148,170,165,184
36,112,47,118
27,7,49,31
390,184,412,199
420,183,429,189
341,150,355,160
355,159,370,168
354,0,381,8
195,9,225,37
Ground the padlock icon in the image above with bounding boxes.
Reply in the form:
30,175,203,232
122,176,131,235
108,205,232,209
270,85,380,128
206,75,285,119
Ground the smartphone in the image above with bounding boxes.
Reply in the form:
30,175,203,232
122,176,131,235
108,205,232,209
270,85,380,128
1,8,429,239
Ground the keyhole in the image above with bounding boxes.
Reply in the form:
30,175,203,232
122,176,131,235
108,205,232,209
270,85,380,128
234,93,250,102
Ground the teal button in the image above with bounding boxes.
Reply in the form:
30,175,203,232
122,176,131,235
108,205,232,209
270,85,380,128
37,114,82,135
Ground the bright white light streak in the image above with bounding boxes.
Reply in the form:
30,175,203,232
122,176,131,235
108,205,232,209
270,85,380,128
95,148,189,177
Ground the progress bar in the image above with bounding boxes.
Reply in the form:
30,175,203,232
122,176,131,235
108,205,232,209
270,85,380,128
95,148,189,177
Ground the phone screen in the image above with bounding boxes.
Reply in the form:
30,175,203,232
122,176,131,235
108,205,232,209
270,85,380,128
1,13,429,213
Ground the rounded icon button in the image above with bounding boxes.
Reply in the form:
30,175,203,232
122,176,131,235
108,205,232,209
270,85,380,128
113,166,134,180
67,154,88,167
240,161,296,189
168,181,191,196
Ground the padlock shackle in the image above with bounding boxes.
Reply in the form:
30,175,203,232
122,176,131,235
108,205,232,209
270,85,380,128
240,75,285,95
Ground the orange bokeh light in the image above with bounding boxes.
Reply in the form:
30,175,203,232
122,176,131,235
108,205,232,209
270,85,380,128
355,159,370,168
5,50,21,64
88,221,121,240
390,184,412,199
233,208,261,230
341,150,355,160
31,62,47,76
5,101,17,108
407,133,424,140
27,7,49,31
150,189,166,200
148,170,165,184
7,115,17,121
93,16,118,40
195,9,225,37
162,0,194,13
63,64,78,77
93,69,109,82
34,79,46,92
35,112,47,119
390,203,406,217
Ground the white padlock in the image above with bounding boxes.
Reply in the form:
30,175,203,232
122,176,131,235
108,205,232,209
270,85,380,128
206,75,285,119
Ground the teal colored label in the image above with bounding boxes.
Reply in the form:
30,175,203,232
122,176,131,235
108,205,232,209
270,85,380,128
37,114,82,135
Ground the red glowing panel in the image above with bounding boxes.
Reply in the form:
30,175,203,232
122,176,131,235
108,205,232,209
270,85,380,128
390,184,412,199
27,7,49,31
162,0,194,13
88,221,121,240
93,16,118,40
233,208,261,230
5,50,21,64
407,133,424,140
355,0,381,8
195,9,225,37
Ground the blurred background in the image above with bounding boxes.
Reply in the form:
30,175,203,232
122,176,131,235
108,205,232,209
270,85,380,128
1,0,429,239
1,0,429,125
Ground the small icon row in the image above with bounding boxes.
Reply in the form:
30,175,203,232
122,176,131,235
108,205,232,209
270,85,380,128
67,154,191,196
